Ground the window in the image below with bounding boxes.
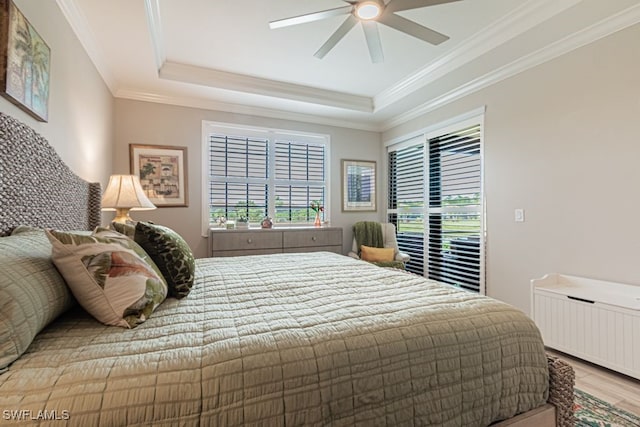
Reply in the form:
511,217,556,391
202,123,328,232
273,139,326,223
388,140,426,274
427,124,483,293
387,116,484,293
209,134,269,222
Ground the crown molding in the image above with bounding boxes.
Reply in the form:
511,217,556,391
383,106,486,147
159,62,374,113
55,0,117,94
380,2,640,131
143,0,165,70
374,0,581,112
61,0,640,134
143,0,372,113
115,88,381,132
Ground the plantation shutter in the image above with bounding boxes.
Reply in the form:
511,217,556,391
208,134,269,221
427,124,483,292
203,124,328,231
387,139,426,275
274,140,326,222
387,120,484,293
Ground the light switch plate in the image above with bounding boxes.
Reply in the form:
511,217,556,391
515,208,525,222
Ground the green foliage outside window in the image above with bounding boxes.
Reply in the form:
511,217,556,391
210,196,323,224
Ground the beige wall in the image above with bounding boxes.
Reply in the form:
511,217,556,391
383,24,640,315
113,99,382,258
0,1,113,185
8,0,636,318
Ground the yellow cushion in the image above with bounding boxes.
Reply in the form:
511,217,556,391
360,245,395,262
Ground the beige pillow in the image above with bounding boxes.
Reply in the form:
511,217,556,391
1,226,75,371
46,228,167,328
360,245,395,262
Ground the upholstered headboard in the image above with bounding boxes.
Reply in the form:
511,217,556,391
0,112,102,236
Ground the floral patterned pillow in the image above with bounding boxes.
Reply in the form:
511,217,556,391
132,222,195,299
46,228,168,328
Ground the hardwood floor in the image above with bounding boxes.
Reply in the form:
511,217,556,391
546,349,640,417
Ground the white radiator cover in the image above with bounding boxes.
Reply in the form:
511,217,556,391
531,274,640,380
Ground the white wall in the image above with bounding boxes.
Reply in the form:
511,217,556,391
113,99,382,258
383,24,640,315
0,0,113,184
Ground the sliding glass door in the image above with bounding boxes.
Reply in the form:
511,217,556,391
387,119,485,293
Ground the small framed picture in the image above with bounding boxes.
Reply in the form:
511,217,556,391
342,159,376,212
130,144,188,207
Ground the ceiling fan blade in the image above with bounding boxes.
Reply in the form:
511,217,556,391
269,5,352,29
378,12,449,45
385,0,461,13
314,15,358,59
361,21,384,63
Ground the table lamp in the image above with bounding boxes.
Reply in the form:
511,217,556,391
101,174,156,223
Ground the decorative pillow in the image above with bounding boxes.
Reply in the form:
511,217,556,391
360,245,395,263
46,228,168,328
110,221,135,238
131,222,195,299
93,227,166,283
1,226,75,372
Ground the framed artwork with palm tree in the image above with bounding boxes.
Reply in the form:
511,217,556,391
130,144,189,207
0,0,50,122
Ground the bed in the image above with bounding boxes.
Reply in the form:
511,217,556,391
0,112,574,426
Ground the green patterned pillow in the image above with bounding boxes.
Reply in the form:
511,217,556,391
46,228,168,328
132,222,195,299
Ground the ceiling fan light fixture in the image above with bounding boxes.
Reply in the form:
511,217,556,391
355,2,382,20
270,0,455,62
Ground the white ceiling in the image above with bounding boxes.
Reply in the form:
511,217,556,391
58,0,640,131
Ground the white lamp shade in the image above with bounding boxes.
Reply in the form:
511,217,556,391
101,175,156,211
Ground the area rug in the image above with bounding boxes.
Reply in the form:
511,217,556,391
575,388,640,427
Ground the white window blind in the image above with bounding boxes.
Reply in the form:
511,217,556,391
387,120,484,293
274,139,326,223
388,142,426,275
427,124,483,293
204,124,328,229
209,135,269,222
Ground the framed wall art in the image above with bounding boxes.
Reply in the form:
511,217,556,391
0,0,50,122
130,144,188,207
342,159,376,212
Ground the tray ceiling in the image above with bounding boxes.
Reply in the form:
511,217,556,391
58,0,640,131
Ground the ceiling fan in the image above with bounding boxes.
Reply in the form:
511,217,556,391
269,0,461,63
